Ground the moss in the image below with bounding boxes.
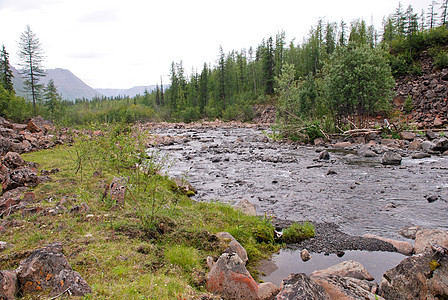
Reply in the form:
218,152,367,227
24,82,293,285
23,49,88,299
430,259,441,272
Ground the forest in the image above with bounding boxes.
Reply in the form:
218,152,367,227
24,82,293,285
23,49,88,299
1,2,448,140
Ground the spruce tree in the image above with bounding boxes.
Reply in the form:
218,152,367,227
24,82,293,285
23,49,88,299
43,79,61,120
0,45,14,93
440,0,448,25
427,0,439,29
18,25,46,114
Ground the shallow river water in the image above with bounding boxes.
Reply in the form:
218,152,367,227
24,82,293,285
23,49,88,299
153,126,448,240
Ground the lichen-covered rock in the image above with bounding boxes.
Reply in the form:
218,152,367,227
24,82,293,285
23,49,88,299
414,228,448,254
311,273,382,300
16,243,72,293
311,260,374,281
49,269,92,297
216,232,248,265
276,273,329,300
379,250,448,299
206,252,259,300
0,270,17,300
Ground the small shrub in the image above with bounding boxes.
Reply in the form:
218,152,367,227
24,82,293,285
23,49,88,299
403,95,413,114
282,221,315,243
434,51,448,69
165,245,199,271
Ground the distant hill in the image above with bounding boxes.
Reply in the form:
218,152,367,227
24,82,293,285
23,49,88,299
96,85,169,98
11,66,103,101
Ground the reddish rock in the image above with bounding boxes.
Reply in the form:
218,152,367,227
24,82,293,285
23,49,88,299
2,167,38,191
109,177,128,206
363,234,413,255
216,232,248,265
0,270,18,300
26,116,53,133
206,252,259,300
1,152,24,169
16,243,72,293
414,228,448,254
434,116,444,127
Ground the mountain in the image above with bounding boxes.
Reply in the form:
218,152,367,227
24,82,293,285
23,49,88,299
11,66,103,101
96,85,169,98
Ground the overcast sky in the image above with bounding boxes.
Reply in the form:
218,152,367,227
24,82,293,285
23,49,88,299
0,0,432,89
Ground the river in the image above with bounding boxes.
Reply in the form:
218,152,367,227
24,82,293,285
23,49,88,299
152,126,448,240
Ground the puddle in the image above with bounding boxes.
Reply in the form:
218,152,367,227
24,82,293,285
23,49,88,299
261,249,405,285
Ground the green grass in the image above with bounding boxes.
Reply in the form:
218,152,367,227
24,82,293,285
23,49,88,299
282,221,315,243
1,125,290,298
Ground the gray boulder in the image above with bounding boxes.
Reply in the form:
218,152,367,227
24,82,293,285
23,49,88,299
421,140,437,151
379,250,448,299
311,260,374,281
399,131,416,141
49,269,92,297
434,137,448,152
233,199,257,216
381,151,402,165
426,129,437,140
276,273,329,299
357,145,377,157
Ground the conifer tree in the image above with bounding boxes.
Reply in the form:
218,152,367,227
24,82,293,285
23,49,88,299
428,0,439,29
441,0,448,25
339,20,347,46
0,45,14,93
18,25,46,114
43,79,61,120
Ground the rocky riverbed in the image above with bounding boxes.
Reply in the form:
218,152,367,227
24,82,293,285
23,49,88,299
149,125,448,241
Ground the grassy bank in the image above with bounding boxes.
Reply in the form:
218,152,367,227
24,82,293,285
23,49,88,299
0,124,283,299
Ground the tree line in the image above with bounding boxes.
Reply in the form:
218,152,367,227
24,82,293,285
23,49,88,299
1,2,448,132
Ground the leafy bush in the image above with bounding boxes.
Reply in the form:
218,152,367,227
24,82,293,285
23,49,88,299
282,221,315,243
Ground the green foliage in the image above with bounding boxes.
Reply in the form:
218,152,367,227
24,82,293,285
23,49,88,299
253,218,275,244
404,95,414,113
282,221,315,243
165,245,199,271
324,44,395,127
434,50,448,69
